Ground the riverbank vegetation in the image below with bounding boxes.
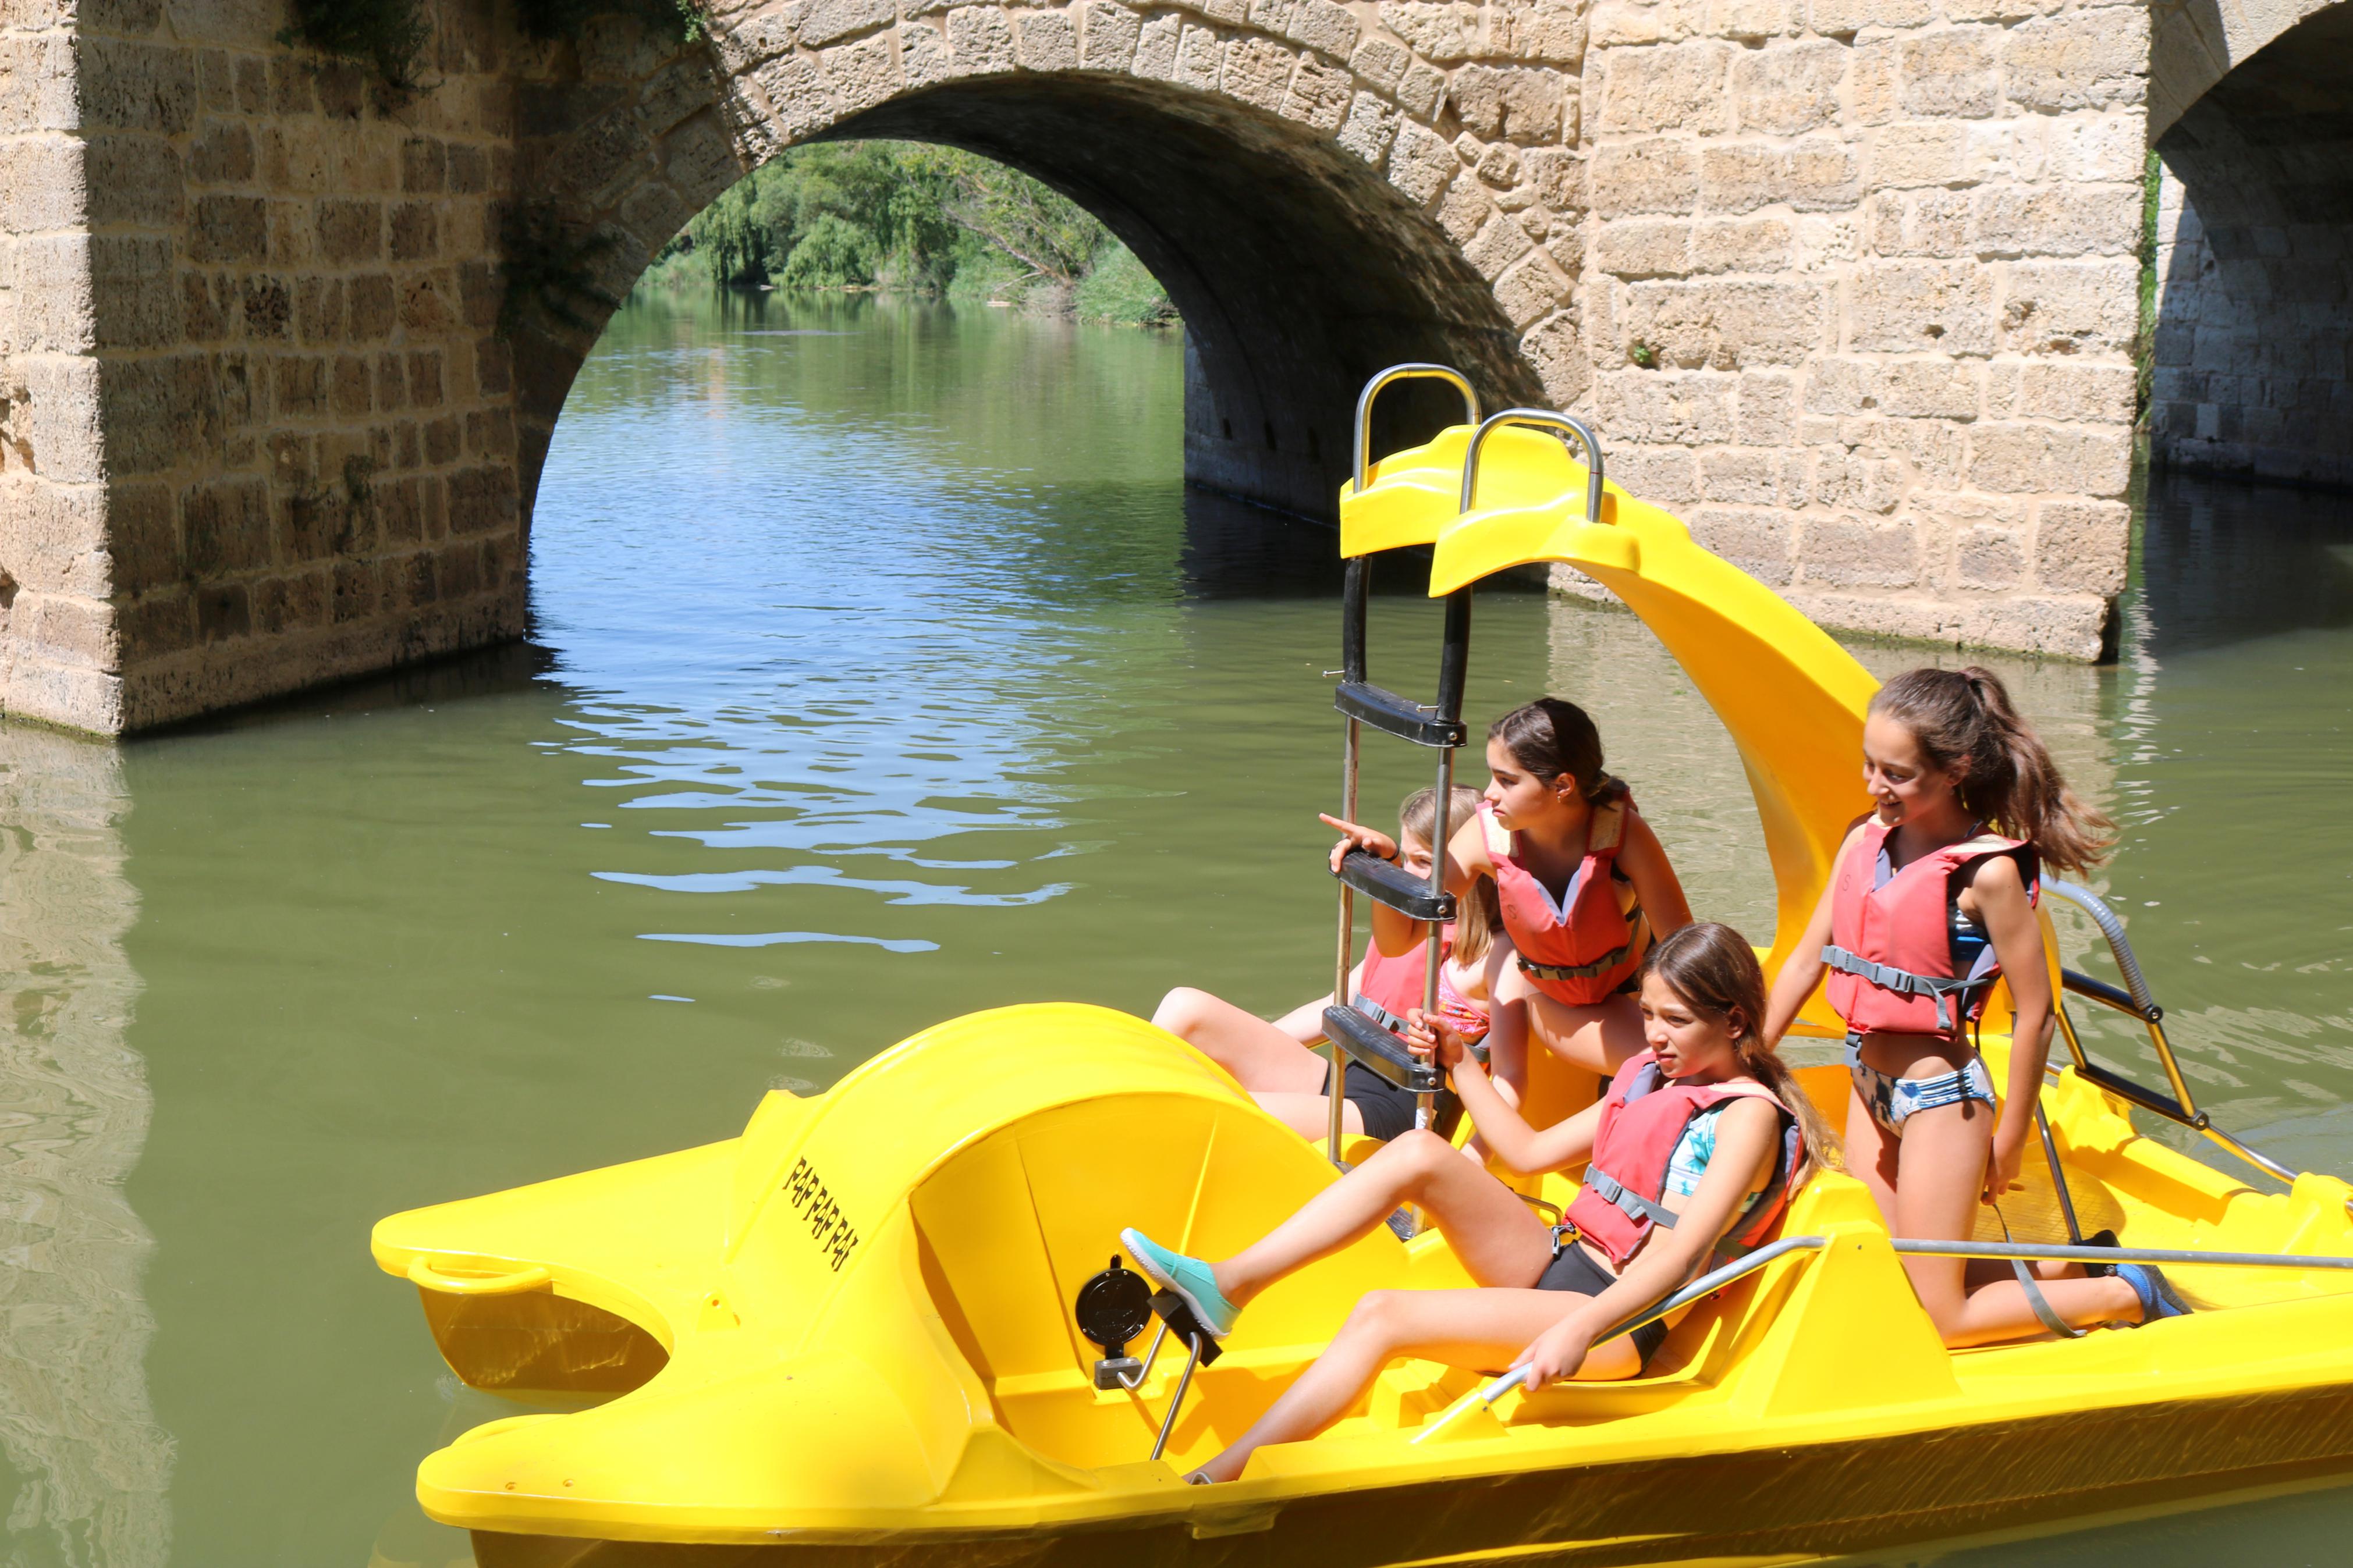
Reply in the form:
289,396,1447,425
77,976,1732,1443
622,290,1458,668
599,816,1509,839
641,143,1178,327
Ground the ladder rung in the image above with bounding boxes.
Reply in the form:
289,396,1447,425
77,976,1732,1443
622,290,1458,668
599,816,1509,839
2073,1061,2194,1126
1335,681,1465,748
2062,967,2160,1023
1323,1004,1444,1093
1336,851,1455,920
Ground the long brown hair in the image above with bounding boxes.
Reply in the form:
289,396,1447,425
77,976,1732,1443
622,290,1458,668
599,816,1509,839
1399,785,1500,963
1488,697,1626,805
1870,666,2112,874
1643,922,1839,1172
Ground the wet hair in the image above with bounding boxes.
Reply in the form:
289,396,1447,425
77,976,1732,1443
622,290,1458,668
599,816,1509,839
1487,697,1626,805
1399,785,1501,964
1869,666,2112,874
1642,923,1839,1173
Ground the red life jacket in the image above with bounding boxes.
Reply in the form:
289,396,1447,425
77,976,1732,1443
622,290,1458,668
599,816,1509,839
1481,797,1649,1006
1823,820,2038,1038
1353,928,1450,1036
1563,1052,1804,1268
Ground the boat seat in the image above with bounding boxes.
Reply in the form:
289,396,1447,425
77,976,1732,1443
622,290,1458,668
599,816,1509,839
906,1089,1412,1469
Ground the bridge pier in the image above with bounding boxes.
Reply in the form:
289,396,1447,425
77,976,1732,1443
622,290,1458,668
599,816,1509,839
0,0,2178,735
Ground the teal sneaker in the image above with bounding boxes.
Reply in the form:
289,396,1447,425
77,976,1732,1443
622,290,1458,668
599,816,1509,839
1119,1228,1238,1340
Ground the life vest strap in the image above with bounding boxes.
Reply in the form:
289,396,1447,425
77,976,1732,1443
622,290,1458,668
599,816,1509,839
1519,906,1648,983
1820,944,1990,1033
1585,1164,1678,1231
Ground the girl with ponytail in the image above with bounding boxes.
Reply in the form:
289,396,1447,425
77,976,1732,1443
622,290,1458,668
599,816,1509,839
1120,924,1822,1483
1765,667,2183,1346
1325,697,1694,1102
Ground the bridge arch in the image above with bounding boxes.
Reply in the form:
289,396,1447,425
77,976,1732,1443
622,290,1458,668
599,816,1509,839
2,0,2159,733
508,6,1581,519
2149,0,2353,483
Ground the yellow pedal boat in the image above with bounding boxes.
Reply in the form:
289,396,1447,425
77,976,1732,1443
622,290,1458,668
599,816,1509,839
372,382,2353,1566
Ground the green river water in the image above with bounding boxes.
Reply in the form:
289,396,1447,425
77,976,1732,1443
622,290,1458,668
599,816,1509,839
3,289,2351,1566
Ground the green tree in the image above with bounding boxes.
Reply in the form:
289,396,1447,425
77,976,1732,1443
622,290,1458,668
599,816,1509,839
659,141,1174,325
905,147,1105,287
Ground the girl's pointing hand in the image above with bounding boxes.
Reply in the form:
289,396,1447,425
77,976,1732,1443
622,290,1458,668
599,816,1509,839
1320,813,1397,874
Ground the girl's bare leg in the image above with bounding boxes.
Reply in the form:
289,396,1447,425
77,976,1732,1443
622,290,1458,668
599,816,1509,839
1843,1084,1901,1226
1266,995,1329,1043
1887,1098,2140,1345
1191,1287,1641,1482
1153,988,1330,1095
1212,1131,1556,1306
1522,989,1646,1076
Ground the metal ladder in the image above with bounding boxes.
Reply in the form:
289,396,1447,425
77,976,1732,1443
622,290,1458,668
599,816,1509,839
1319,375,1617,1170
2045,879,2300,1185
1322,365,1482,1167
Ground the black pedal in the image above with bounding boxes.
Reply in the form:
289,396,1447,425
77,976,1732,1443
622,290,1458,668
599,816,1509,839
1147,1289,1225,1366
1073,1256,1155,1388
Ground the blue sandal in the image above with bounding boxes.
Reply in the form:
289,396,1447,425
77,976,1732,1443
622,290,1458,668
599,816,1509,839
2113,1260,2193,1324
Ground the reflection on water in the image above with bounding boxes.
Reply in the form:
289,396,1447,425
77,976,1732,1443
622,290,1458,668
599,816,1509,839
0,728,168,1567
0,290,2348,1563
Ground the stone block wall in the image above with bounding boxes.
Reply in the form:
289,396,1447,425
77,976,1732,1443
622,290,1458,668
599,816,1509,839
1558,0,2147,659
3,0,2157,734
3,0,116,728
1,0,527,732
2149,163,2353,488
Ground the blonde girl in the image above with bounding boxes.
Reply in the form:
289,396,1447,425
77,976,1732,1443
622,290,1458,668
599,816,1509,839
1154,787,1509,1142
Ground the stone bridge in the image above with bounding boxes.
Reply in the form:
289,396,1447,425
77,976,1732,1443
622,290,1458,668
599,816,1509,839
0,0,2324,731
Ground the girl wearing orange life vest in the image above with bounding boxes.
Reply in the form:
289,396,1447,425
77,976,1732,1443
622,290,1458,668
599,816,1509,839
1325,698,1694,1103
1122,924,1837,1484
1153,787,1510,1142
1765,667,2190,1346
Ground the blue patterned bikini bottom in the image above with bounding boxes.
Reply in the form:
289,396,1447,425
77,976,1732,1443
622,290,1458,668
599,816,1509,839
1846,1032,1996,1135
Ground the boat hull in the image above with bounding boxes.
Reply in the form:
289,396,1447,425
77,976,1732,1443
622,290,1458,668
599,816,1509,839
456,1379,2353,1566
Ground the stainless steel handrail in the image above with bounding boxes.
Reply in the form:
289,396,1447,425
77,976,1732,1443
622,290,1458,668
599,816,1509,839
2044,878,2301,1186
1352,365,1481,492
1412,1233,1829,1442
1412,1226,2353,1445
1458,409,1606,523
1889,1239,2353,1270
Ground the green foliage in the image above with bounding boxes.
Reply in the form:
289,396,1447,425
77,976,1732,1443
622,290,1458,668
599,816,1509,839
656,141,1175,325
1628,342,1659,369
280,0,431,94
918,145,1102,287
777,215,875,290
499,201,620,339
943,248,1028,308
1074,244,1177,327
